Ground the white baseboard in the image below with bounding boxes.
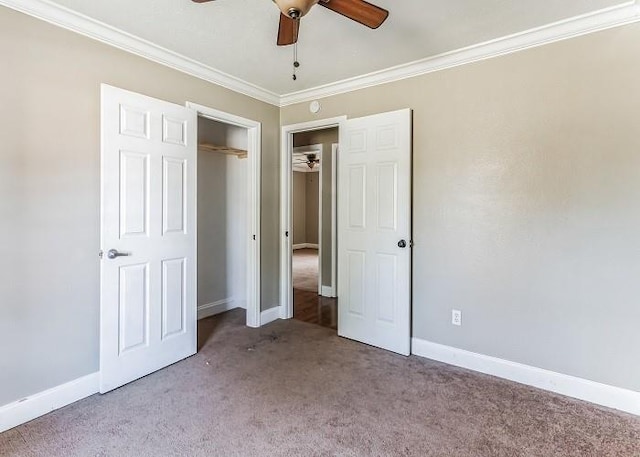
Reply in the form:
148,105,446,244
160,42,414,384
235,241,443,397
321,285,336,298
293,243,318,250
197,298,239,320
0,372,99,433
411,338,640,417
260,306,283,326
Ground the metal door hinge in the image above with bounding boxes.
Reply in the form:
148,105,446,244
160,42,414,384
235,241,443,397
253,234,256,241
285,231,289,237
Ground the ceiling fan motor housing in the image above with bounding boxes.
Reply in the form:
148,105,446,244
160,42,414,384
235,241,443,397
274,0,319,18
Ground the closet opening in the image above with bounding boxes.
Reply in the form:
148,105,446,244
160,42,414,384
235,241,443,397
192,105,261,347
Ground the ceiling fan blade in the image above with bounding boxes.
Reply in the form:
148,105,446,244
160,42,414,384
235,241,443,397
277,13,300,46
319,0,388,29
191,0,216,3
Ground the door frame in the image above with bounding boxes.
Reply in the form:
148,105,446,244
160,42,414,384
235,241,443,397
187,102,262,328
280,116,346,319
328,143,338,298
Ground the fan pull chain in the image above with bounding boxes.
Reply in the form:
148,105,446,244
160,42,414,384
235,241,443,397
292,42,300,81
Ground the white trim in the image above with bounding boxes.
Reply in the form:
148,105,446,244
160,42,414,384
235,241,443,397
187,102,262,328
321,285,336,298
0,373,99,433
279,2,640,106
330,143,338,298
4,0,640,107
411,338,640,417
197,298,238,320
280,117,346,319
0,0,279,106
317,146,323,296
293,243,319,250
260,306,283,326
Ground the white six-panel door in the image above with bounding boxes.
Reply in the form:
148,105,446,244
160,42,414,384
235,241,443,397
338,109,412,356
100,85,197,393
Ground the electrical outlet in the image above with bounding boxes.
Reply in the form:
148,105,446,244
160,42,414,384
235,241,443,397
452,309,462,326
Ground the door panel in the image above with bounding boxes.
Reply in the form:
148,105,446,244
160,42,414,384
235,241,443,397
347,250,366,317
375,253,397,324
101,84,196,393
118,263,149,353
120,151,149,237
162,116,188,146
161,258,186,339
162,157,187,235
348,166,366,229
120,105,150,139
338,109,412,356
376,163,397,231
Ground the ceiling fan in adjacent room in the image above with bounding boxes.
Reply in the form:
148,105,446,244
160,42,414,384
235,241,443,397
294,153,321,169
192,0,389,46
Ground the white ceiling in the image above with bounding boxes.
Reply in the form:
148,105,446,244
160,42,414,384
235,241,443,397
48,0,625,95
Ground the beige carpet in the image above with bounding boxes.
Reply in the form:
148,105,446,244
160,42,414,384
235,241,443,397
2,309,639,457
292,248,318,292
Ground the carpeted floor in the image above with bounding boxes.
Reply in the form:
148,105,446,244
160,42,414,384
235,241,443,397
292,248,319,292
2,309,640,457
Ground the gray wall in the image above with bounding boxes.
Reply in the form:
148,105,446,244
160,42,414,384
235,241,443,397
0,6,279,408
292,172,319,246
282,24,640,392
292,172,307,245
197,118,248,308
198,149,229,304
294,129,339,288
4,1,640,411
305,174,319,245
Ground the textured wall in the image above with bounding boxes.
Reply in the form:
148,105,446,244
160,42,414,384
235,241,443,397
0,6,279,407
282,23,640,392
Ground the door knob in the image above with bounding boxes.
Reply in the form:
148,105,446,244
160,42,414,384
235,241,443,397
107,249,131,259
397,240,407,248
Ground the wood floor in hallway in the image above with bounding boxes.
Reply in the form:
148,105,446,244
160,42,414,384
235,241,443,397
292,248,337,330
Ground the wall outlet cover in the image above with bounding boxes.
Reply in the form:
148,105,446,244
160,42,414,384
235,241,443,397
452,309,462,326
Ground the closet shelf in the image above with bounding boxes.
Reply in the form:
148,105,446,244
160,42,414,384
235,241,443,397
198,143,247,159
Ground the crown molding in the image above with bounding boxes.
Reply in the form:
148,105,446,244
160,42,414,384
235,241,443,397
0,0,281,106
3,0,640,108
279,1,640,106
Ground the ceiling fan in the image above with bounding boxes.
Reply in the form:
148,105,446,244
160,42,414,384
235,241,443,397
192,0,389,46
294,153,321,169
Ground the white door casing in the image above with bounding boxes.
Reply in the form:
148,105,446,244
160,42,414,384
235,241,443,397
280,117,346,319
338,109,412,356
186,102,262,328
100,84,197,393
